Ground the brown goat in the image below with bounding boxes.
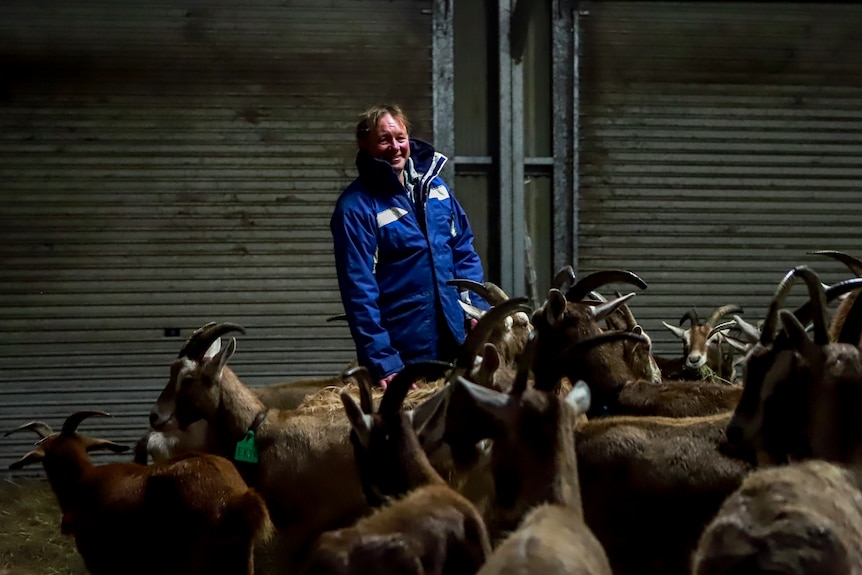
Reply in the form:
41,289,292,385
6,411,272,575
575,412,752,575
444,367,612,575
692,267,862,575
693,460,862,575
298,366,491,575
530,269,648,415
724,268,862,465
662,305,743,380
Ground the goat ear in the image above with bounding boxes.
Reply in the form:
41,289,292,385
83,437,131,454
411,386,451,451
9,449,45,470
341,391,373,448
545,289,567,327
662,321,688,340
455,376,514,423
203,337,222,359
480,343,501,375
565,380,592,417
779,310,819,364
201,337,236,386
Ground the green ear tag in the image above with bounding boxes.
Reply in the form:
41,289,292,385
234,430,259,464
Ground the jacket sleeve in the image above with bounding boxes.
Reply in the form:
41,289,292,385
331,199,405,380
448,191,491,310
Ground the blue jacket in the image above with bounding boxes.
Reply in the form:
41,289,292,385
331,139,488,380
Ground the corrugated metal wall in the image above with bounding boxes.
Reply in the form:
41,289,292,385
0,0,433,472
578,1,862,356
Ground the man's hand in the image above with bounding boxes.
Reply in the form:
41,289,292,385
379,372,398,390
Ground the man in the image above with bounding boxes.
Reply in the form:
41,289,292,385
331,104,488,387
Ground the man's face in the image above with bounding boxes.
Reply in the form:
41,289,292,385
361,113,410,175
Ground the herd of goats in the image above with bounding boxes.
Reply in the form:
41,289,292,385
7,248,862,575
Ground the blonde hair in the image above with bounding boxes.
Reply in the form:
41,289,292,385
355,104,411,143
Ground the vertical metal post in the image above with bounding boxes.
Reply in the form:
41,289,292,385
552,0,573,276
499,0,526,297
571,4,581,276
432,0,455,185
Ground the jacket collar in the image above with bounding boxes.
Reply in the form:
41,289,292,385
355,139,447,196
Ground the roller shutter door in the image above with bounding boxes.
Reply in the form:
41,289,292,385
578,1,862,356
0,0,433,471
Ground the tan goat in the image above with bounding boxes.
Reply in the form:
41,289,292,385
443,367,612,575
298,365,491,575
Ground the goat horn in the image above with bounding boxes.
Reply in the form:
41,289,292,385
5,421,54,439
447,279,508,305
792,266,829,346
343,366,376,414
61,411,112,435
551,265,576,291
679,309,700,327
326,313,348,322
790,278,862,334
706,304,743,328
510,331,538,397
565,270,647,303
809,250,862,277
588,292,636,323
178,322,246,360
761,267,809,346
379,361,452,415
456,297,532,369
706,320,736,341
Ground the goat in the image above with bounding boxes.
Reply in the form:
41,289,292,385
298,365,491,575
6,411,272,575
530,269,648,414
693,459,862,575
147,300,529,572
661,304,743,381
693,273,862,575
443,345,612,574
135,326,356,464
532,276,744,418
723,267,862,464
575,411,753,575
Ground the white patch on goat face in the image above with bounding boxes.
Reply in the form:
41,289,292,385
175,357,199,392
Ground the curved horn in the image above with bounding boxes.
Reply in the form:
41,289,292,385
790,278,862,333
679,309,700,327
589,292,636,323
447,279,508,306
510,332,538,397
378,361,452,416
456,297,532,368
61,411,112,435
343,366,376,414
565,270,647,303
707,304,744,328
551,265,576,291
178,322,246,360
809,250,862,277
761,267,810,346
5,421,54,439
326,313,348,322
790,266,829,346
